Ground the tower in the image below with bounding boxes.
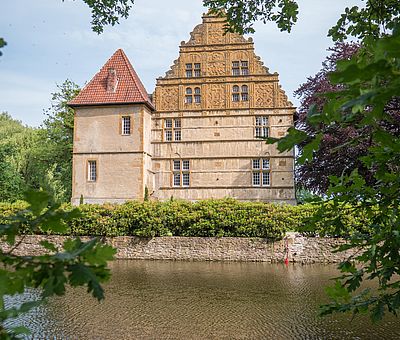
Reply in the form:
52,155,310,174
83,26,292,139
69,49,154,204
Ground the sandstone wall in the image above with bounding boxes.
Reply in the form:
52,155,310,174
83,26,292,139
0,233,356,264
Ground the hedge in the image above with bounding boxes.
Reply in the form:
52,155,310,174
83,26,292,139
0,198,372,239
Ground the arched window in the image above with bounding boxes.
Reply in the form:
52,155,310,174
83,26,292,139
185,87,193,104
194,87,201,103
232,85,240,102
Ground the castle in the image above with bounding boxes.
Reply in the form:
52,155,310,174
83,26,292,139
69,14,295,205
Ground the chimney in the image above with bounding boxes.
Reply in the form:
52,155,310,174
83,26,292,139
106,68,118,93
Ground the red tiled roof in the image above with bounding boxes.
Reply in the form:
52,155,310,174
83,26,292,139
69,49,154,109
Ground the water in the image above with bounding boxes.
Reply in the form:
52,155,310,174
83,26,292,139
8,260,400,339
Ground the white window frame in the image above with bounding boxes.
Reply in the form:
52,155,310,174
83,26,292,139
255,116,269,138
88,160,97,182
164,118,181,142
121,116,131,135
252,158,271,187
173,160,190,187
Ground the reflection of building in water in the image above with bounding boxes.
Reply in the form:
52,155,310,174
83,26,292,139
69,14,295,205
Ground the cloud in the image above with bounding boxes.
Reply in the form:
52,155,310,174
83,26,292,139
1,0,363,125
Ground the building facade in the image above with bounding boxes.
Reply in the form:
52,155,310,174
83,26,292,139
69,14,296,205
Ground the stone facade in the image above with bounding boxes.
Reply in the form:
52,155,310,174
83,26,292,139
70,13,295,205
1,234,356,264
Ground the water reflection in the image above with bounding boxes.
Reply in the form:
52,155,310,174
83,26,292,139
10,261,400,339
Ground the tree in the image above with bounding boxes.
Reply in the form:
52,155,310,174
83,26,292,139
294,42,400,194
39,80,80,202
0,113,42,201
0,191,116,338
204,0,400,40
205,0,400,321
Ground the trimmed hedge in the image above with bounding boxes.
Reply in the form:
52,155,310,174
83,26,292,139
0,198,372,239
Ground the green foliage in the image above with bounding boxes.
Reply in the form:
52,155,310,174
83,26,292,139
204,0,400,42
40,80,80,203
144,186,149,201
0,199,374,239
0,81,80,204
0,191,116,338
77,0,135,33
0,37,6,56
204,0,298,34
269,22,400,321
328,1,400,41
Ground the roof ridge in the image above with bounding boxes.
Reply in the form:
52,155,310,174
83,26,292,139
118,49,150,103
68,49,154,109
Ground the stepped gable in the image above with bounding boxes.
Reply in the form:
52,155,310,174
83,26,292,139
161,13,272,80
69,49,154,109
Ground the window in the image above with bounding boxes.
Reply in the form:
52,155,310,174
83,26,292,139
241,61,249,75
165,130,172,141
174,130,181,141
232,60,249,76
173,160,190,187
165,119,173,128
164,118,181,142
232,61,240,76
194,87,201,103
232,85,240,102
121,116,131,135
185,87,201,104
185,88,193,104
186,63,201,77
185,63,192,78
232,84,248,102
252,158,271,186
173,173,181,186
194,63,201,77
252,172,260,186
255,116,269,138
88,160,97,182
241,85,248,101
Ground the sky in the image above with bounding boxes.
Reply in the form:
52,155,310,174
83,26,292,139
0,0,362,127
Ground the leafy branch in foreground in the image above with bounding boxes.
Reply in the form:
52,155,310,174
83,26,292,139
268,25,400,321
72,0,135,34
204,0,298,34
0,190,116,339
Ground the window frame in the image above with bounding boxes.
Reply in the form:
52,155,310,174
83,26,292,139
121,115,131,136
254,116,269,138
252,158,271,187
185,63,193,78
172,159,190,187
87,160,97,182
232,60,249,76
164,118,181,142
232,84,249,102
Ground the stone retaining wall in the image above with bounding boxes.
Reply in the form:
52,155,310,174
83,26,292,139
0,233,356,263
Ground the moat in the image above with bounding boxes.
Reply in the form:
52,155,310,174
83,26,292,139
9,260,400,339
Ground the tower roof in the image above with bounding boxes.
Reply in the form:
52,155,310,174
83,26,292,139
69,49,154,109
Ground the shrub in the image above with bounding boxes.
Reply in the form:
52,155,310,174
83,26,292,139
0,198,373,239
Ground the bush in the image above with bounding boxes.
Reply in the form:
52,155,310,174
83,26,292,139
0,198,373,239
